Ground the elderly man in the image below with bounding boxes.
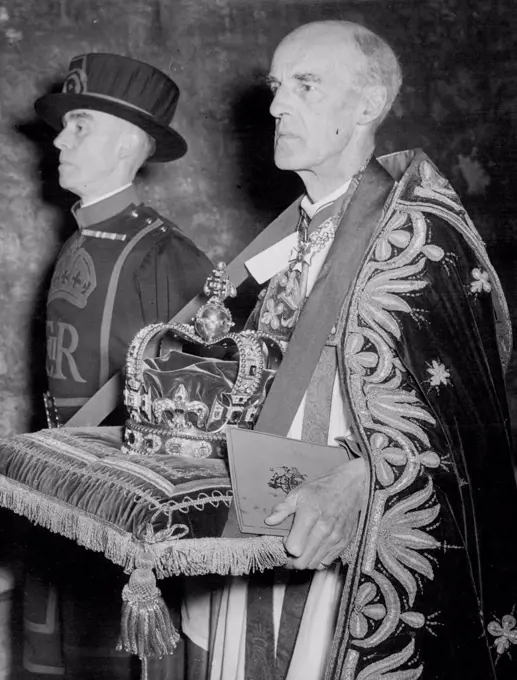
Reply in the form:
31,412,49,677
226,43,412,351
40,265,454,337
182,20,517,680
24,54,212,679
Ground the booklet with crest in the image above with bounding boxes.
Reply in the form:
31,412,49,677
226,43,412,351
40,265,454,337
226,426,350,536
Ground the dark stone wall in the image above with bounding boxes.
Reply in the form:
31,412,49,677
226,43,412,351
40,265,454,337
1,0,516,435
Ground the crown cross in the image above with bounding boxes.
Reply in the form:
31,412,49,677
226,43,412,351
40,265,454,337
203,262,237,303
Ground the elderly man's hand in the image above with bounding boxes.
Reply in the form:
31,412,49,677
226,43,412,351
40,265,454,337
264,457,366,570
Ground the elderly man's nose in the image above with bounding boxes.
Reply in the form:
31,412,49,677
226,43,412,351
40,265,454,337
269,86,290,118
54,129,71,150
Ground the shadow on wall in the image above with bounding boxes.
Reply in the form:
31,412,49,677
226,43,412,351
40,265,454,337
226,75,305,326
230,74,303,223
14,81,78,430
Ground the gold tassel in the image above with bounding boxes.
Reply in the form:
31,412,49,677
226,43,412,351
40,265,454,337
117,551,179,668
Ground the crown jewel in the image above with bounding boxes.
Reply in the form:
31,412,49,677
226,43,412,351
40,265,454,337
123,263,283,458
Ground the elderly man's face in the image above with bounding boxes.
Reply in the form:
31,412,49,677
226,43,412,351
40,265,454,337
53,109,125,198
268,33,363,177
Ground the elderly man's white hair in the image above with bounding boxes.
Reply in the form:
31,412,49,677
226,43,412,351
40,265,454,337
284,20,403,127
347,22,403,124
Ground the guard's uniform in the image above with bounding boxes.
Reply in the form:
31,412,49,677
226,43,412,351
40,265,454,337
28,50,207,680
45,184,212,424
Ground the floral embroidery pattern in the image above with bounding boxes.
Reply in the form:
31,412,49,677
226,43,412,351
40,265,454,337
488,614,517,656
364,376,435,445
414,160,460,213
342,180,450,678
260,298,284,330
350,582,386,639
338,158,512,679
370,433,440,488
426,359,451,389
374,212,411,262
470,267,491,294
355,640,423,680
279,269,300,298
376,482,440,606
347,333,379,376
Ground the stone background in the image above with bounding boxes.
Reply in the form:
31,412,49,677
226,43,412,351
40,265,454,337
0,0,516,439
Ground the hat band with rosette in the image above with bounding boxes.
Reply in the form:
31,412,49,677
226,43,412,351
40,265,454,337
64,61,89,94
35,52,188,163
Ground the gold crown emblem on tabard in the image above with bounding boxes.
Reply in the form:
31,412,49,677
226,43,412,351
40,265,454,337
47,239,97,309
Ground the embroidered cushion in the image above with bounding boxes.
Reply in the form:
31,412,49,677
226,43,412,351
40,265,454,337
0,426,285,578
0,264,287,664
0,425,286,664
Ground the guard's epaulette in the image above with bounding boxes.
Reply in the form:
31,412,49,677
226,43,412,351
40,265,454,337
136,205,182,235
80,204,167,241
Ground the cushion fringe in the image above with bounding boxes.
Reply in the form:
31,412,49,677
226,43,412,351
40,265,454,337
0,475,287,577
152,535,288,578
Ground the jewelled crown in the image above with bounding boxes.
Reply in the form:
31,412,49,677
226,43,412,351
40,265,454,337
122,263,283,457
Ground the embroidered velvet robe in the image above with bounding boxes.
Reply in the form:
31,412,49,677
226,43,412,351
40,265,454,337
325,151,516,679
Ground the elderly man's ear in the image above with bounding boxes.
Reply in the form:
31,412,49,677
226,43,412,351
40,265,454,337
357,85,389,126
118,129,142,160
117,126,153,173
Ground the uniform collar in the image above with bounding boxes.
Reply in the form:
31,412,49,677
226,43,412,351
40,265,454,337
72,185,140,229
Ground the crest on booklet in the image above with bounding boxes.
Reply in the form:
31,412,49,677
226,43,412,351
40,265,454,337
123,263,283,458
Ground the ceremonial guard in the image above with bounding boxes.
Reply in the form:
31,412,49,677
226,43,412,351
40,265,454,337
37,52,213,425
24,53,212,679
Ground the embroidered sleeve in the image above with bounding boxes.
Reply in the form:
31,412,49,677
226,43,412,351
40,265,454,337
339,208,517,679
392,219,507,420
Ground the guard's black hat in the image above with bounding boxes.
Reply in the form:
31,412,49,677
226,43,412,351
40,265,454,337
35,53,187,162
